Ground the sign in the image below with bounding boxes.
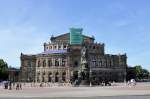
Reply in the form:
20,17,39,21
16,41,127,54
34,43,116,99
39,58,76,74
70,28,83,45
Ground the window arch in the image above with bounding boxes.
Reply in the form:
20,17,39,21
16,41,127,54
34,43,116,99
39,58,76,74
46,46,49,50
38,60,40,67
58,45,61,49
74,61,78,67
62,59,66,66
37,72,40,82
92,60,96,67
48,59,52,67
63,45,67,49
93,46,96,49
55,59,59,66
49,46,52,49
48,72,52,82
43,72,45,76
62,72,66,82
55,72,59,82
42,72,46,82
54,46,57,49
43,60,46,67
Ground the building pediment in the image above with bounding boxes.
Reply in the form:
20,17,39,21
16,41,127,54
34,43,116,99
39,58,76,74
51,33,95,43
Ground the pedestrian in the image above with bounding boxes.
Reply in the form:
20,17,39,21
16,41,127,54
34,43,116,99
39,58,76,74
13,82,15,89
16,83,19,90
19,83,22,90
4,82,8,89
40,83,43,87
9,82,12,90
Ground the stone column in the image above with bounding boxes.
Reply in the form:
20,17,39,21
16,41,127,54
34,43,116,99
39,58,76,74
52,71,55,83
59,58,62,67
52,57,55,67
66,69,70,83
45,72,48,82
59,71,62,83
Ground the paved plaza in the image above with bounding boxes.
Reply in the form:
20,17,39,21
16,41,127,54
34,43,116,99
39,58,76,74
0,82,150,98
0,96,150,99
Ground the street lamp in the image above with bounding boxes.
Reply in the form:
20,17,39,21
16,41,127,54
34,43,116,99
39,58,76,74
89,64,92,87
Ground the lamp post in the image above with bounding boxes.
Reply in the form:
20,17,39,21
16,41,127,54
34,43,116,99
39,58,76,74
89,64,92,87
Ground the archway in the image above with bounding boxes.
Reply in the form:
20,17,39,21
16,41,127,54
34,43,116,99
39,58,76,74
55,72,59,82
73,71,78,82
48,72,52,82
62,72,66,82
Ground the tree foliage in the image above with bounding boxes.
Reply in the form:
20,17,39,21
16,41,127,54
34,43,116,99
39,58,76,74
0,59,9,80
126,66,136,80
127,65,149,81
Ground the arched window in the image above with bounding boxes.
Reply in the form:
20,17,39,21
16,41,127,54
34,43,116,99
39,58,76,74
42,77,45,82
62,72,66,82
55,59,59,66
55,72,59,82
37,72,40,82
62,59,66,66
54,46,57,49
93,46,96,49
37,72,40,76
58,45,61,49
43,72,45,76
38,60,40,67
43,60,46,67
92,60,96,67
46,46,49,50
27,61,31,67
48,72,52,82
48,59,52,67
74,61,78,67
63,45,67,49
49,46,52,49
42,72,45,82
73,71,78,81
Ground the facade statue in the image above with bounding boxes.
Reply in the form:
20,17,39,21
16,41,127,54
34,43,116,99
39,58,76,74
79,46,89,82
81,46,87,71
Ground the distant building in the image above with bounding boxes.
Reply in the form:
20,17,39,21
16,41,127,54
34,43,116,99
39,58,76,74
8,67,20,82
20,28,127,84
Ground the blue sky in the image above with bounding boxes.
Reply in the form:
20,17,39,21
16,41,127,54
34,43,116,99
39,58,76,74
0,0,150,70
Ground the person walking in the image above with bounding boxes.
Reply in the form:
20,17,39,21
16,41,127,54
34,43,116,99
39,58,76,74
19,83,22,90
16,83,19,90
9,82,12,90
13,82,15,89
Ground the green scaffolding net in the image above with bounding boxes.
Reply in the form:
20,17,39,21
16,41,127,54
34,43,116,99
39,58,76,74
70,28,83,45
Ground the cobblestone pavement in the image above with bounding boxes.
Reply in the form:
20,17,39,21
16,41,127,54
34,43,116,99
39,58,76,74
0,82,150,98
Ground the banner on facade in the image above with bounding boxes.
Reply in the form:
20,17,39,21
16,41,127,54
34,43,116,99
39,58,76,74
70,28,83,45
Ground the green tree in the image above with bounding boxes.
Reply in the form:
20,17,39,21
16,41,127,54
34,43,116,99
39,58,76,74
126,66,136,80
127,65,150,81
135,65,143,79
141,69,149,79
0,59,9,80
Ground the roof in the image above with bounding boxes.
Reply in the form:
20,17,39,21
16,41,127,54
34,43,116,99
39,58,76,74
39,50,67,55
51,33,95,41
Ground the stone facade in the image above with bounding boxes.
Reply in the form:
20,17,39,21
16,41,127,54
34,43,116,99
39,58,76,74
20,29,127,84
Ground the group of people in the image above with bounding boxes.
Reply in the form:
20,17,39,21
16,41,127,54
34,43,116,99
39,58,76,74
33,82,72,87
1,79,136,89
4,82,22,90
127,79,136,86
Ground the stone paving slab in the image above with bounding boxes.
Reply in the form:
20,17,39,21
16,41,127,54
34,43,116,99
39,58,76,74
0,95,150,99
0,82,150,98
